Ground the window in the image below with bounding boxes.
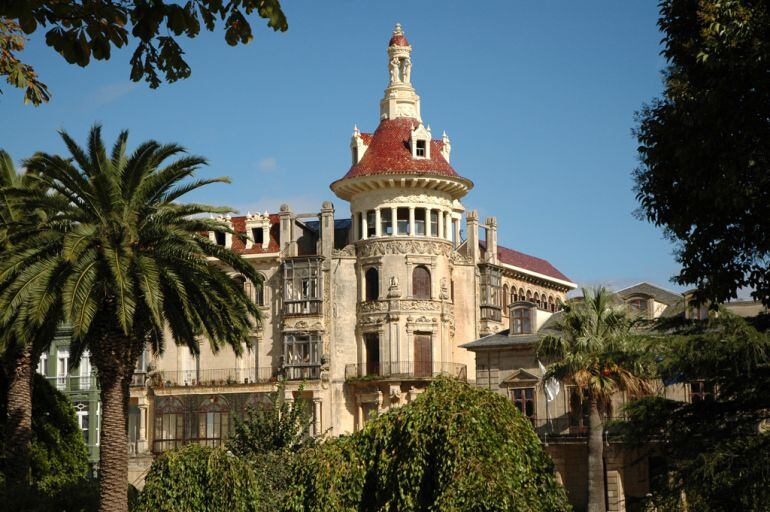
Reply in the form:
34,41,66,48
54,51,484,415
75,403,89,445
198,396,230,447
568,387,590,434
397,208,409,235
364,333,380,376
56,348,69,390
415,139,426,157
430,210,439,237
628,298,647,314
511,388,535,419
366,210,376,238
283,258,322,315
526,290,533,302
412,266,431,299
357,212,363,240
512,308,532,334
251,227,264,246
365,267,379,301
154,397,186,452
548,296,555,312
414,332,433,377
480,265,502,322
414,208,426,236
689,381,714,403
284,332,322,380
255,280,266,307
381,209,393,236
214,231,226,246
533,293,540,309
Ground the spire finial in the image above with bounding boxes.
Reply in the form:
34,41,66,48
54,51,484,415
394,23,403,36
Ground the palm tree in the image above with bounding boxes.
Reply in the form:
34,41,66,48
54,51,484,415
0,149,60,493
0,126,262,512
537,287,654,512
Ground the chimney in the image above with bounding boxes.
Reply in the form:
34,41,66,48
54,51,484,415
466,210,479,263
484,216,498,265
279,203,296,257
320,201,335,257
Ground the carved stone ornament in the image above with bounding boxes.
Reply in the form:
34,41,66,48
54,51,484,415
332,245,356,258
358,301,389,314
387,276,402,298
440,277,449,300
400,300,440,312
357,239,451,258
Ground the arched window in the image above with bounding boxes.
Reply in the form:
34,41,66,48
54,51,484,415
197,396,230,447
502,284,509,315
526,290,533,302
232,275,252,302
412,266,431,299
511,287,517,304
365,267,379,301
519,288,525,303
254,277,266,307
548,295,555,312
533,293,540,309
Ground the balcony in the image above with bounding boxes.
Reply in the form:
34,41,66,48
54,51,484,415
345,361,467,382
531,417,626,444
283,365,321,381
283,299,323,316
130,372,147,387
153,367,280,388
47,374,98,394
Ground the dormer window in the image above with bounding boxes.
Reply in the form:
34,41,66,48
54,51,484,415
214,231,226,246
251,227,264,246
415,140,426,157
512,307,532,334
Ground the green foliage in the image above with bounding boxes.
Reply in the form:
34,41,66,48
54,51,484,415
620,314,770,511
634,0,770,307
284,378,571,512
0,374,96,511
135,444,264,512
538,287,656,408
0,0,287,104
227,383,316,457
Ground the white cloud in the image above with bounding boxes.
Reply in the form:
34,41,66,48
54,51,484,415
257,157,278,172
87,82,138,108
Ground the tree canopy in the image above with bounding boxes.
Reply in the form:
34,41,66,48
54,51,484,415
0,0,288,105
620,313,770,511
634,0,770,307
285,378,571,512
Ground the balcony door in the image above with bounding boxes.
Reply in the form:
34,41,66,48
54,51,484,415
364,333,380,376
414,333,432,377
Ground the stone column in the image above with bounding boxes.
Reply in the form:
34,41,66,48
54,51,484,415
352,212,359,242
361,212,368,240
445,213,452,242
437,210,444,239
409,207,415,236
391,207,398,236
426,208,433,237
138,404,148,452
375,208,382,237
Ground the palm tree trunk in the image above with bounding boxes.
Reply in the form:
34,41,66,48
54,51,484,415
4,342,34,492
587,397,606,512
93,332,133,512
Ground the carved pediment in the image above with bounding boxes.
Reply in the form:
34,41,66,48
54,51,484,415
499,368,540,387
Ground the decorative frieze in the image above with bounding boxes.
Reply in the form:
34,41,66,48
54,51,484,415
357,239,452,258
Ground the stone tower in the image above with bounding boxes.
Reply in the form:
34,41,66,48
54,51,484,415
330,24,474,426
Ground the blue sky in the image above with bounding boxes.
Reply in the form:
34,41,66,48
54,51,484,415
1,2,683,293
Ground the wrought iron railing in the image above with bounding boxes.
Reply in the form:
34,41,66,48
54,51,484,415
154,367,280,387
153,436,225,453
130,372,147,387
530,417,626,442
345,361,467,381
283,365,321,381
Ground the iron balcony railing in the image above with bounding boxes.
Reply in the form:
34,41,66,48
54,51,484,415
283,365,321,381
46,374,98,393
154,367,280,387
153,436,225,453
130,372,147,387
345,361,467,381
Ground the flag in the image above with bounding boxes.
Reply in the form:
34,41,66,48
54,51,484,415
538,360,560,402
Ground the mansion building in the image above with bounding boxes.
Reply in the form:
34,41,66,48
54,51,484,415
132,23,576,483
32,25,768,512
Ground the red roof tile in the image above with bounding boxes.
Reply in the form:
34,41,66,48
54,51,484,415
389,33,409,47
341,117,461,180
480,241,573,283
211,214,281,255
